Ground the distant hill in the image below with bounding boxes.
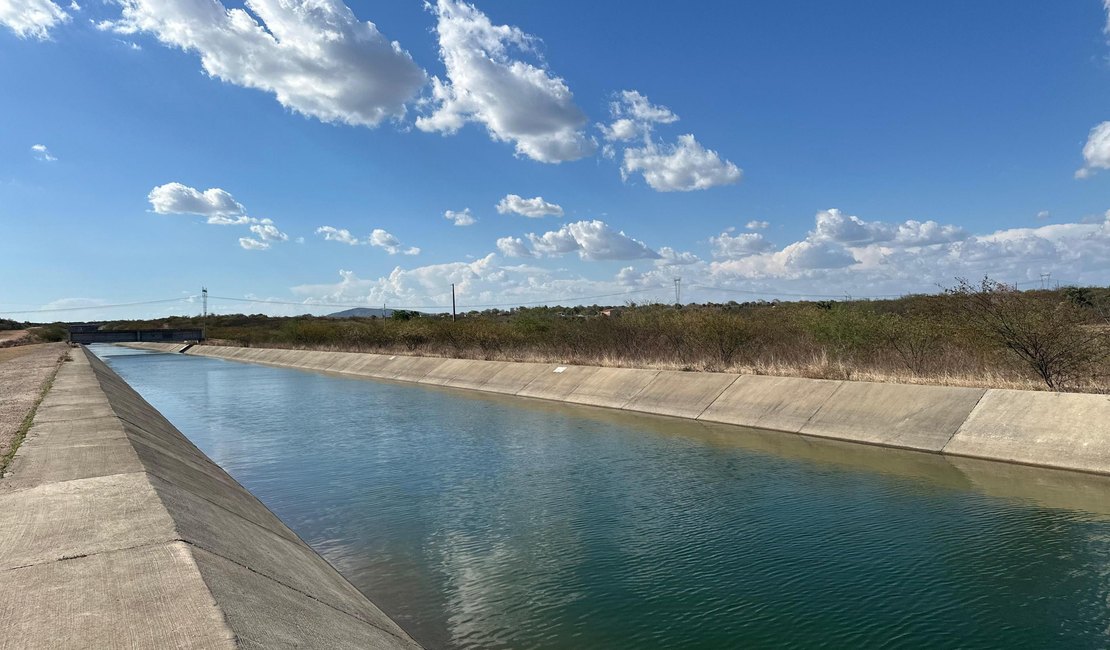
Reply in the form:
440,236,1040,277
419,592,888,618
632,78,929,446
326,307,394,319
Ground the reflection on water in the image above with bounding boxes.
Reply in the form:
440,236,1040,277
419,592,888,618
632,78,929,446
94,345,1110,649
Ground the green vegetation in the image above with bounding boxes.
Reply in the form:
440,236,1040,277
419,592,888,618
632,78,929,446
27,323,68,342
103,281,1110,393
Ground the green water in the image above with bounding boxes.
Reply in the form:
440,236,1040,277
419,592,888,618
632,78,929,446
94,346,1110,649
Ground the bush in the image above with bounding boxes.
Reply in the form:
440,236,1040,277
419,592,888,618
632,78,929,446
949,278,1109,390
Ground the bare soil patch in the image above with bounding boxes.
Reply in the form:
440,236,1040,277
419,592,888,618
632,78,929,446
0,343,68,469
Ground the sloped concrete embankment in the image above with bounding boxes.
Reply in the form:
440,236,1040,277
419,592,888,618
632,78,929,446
126,343,1110,476
0,346,420,649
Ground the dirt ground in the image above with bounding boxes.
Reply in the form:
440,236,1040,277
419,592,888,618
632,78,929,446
0,330,31,346
0,343,68,467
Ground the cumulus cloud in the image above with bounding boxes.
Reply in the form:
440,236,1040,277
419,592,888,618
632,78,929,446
30,143,56,161
102,0,425,128
0,0,69,39
1077,121,1110,179
370,228,419,255
811,208,966,246
710,232,773,259
316,226,361,245
599,90,677,142
416,0,595,163
496,194,563,218
445,208,476,226
238,237,270,250
148,182,252,224
249,219,288,242
148,181,286,249
526,220,659,260
496,236,531,258
656,247,699,266
622,134,742,192
282,210,1110,312
602,90,741,192
746,220,769,230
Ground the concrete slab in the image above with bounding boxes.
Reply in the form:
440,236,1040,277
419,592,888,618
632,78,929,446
944,389,1110,474
380,356,447,382
443,361,512,391
566,367,659,409
324,352,370,374
623,371,739,419
699,374,842,432
146,473,403,632
190,546,421,649
298,351,338,371
0,346,419,648
478,362,549,395
343,354,394,378
517,364,599,401
30,401,116,423
2,437,141,489
0,542,236,650
0,472,174,570
415,357,475,386
799,382,986,452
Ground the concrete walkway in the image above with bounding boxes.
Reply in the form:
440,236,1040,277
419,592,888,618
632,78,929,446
0,347,421,649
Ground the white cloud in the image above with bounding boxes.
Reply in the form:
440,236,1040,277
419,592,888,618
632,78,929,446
148,182,247,224
811,208,966,246
148,182,252,224
370,228,419,255
656,247,699,266
148,181,286,250
622,134,742,192
249,219,287,242
415,0,595,163
496,236,531,258
495,194,563,218
30,143,57,161
602,90,741,192
445,208,476,226
238,237,269,250
599,90,677,142
746,220,769,230
710,232,773,259
103,0,425,128
1035,210,1051,221
316,226,361,245
526,220,659,261
1076,121,1110,179
0,0,69,39
281,210,1110,312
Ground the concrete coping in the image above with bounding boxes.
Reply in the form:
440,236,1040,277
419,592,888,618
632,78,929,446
0,346,421,649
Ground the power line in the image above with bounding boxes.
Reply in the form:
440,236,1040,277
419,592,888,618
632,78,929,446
1,297,198,316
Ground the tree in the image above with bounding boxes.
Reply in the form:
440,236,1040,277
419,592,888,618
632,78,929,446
948,278,1109,390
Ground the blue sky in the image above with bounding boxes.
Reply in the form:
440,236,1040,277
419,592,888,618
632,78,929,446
2,0,1109,320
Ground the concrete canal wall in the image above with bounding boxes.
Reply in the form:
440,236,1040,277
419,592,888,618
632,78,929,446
0,346,421,649
124,343,1110,476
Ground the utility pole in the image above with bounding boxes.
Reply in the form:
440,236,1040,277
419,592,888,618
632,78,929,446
451,283,456,322
201,287,208,341
673,278,681,307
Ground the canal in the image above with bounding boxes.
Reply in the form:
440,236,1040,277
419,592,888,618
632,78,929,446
93,345,1110,649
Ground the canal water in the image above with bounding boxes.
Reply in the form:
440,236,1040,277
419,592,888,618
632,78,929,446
93,345,1110,649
